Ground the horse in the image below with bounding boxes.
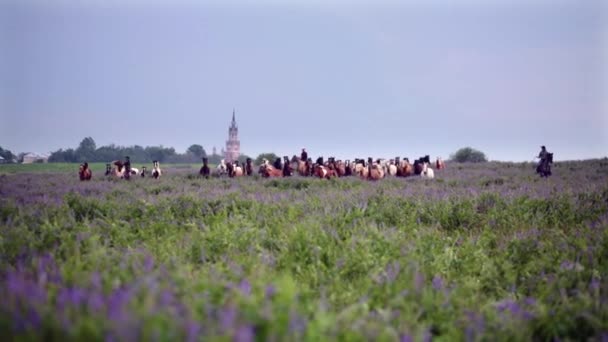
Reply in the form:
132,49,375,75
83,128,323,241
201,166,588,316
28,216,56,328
273,158,283,171
436,157,446,170
334,159,346,177
344,160,353,176
398,158,414,177
104,163,112,176
294,158,310,177
282,156,293,177
387,159,397,176
227,161,244,177
536,153,553,177
200,158,211,179
421,162,435,179
313,164,335,179
151,160,161,179
233,161,244,177
245,158,253,176
112,160,126,178
140,166,147,178
367,158,384,180
260,160,283,178
353,159,369,178
79,162,92,181
216,159,228,177
413,158,425,175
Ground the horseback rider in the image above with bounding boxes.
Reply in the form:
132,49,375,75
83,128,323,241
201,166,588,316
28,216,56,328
124,156,131,180
536,146,552,176
301,148,308,162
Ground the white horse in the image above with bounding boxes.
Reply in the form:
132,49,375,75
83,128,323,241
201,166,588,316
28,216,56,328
216,159,228,177
421,162,435,179
151,161,162,179
387,160,397,176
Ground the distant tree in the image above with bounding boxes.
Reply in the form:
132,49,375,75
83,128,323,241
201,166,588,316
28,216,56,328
208,152,222,165
76,137,96,162
0,146,16,163
94,144,122,162
145,146,176,163
187,144,206,159
255,153,279,166
450,147,488,163
48,148,78,162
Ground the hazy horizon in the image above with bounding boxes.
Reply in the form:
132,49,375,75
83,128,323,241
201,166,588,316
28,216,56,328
1,0,607,162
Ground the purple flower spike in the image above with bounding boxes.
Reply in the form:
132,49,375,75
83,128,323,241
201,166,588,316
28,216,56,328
234,325,255,342
238,279,251,297
220,306,237,332
265,284,276,299
185,320,201,342
432,275,444,291
400,333,414,342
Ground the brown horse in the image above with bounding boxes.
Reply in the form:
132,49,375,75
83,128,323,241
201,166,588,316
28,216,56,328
335,160,346,177
296,159,311,177
313,165,335,179
367,158,384,180
79,162,92,181
436,157,446,170
398,158,414,177
260,160,283,178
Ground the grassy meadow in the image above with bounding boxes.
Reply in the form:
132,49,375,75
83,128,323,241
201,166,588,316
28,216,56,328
0,160,607,341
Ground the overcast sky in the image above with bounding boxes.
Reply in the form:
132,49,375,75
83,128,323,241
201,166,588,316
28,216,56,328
1,0,606,161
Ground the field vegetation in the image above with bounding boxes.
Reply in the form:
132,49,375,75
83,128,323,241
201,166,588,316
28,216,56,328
1,160,607,341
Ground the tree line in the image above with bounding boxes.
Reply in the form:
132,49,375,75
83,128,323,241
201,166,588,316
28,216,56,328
47,137,252,164
1,139,487,165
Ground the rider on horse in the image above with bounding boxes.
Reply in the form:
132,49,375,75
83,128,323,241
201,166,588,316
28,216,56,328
536,146,552,177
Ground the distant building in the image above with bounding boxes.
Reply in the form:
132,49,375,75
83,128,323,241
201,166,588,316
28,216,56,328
0,156,5,164
224,109,240,162
22,152,49,164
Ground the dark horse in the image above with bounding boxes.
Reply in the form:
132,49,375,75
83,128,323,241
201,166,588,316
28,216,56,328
79,162,92,181
536,153,553,177
200,157,210,179
245,158,253,176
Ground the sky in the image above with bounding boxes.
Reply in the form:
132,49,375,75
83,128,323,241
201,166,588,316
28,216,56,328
1,0,606,162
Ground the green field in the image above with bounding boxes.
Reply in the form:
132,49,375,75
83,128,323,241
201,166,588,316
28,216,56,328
0,160,607,341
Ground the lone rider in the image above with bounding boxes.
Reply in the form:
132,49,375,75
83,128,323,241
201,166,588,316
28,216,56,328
536,146,551,175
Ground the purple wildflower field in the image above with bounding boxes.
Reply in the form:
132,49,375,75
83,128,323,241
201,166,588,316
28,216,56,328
0,159,607,341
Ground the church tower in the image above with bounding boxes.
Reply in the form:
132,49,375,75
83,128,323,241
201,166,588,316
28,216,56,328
224,109,240,162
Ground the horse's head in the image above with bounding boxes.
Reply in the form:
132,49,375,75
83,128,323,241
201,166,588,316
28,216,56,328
113,160,124,172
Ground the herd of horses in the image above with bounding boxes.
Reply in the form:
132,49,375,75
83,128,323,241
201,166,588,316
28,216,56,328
77,155,446,182
78,160,162,181
199,155,446,181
